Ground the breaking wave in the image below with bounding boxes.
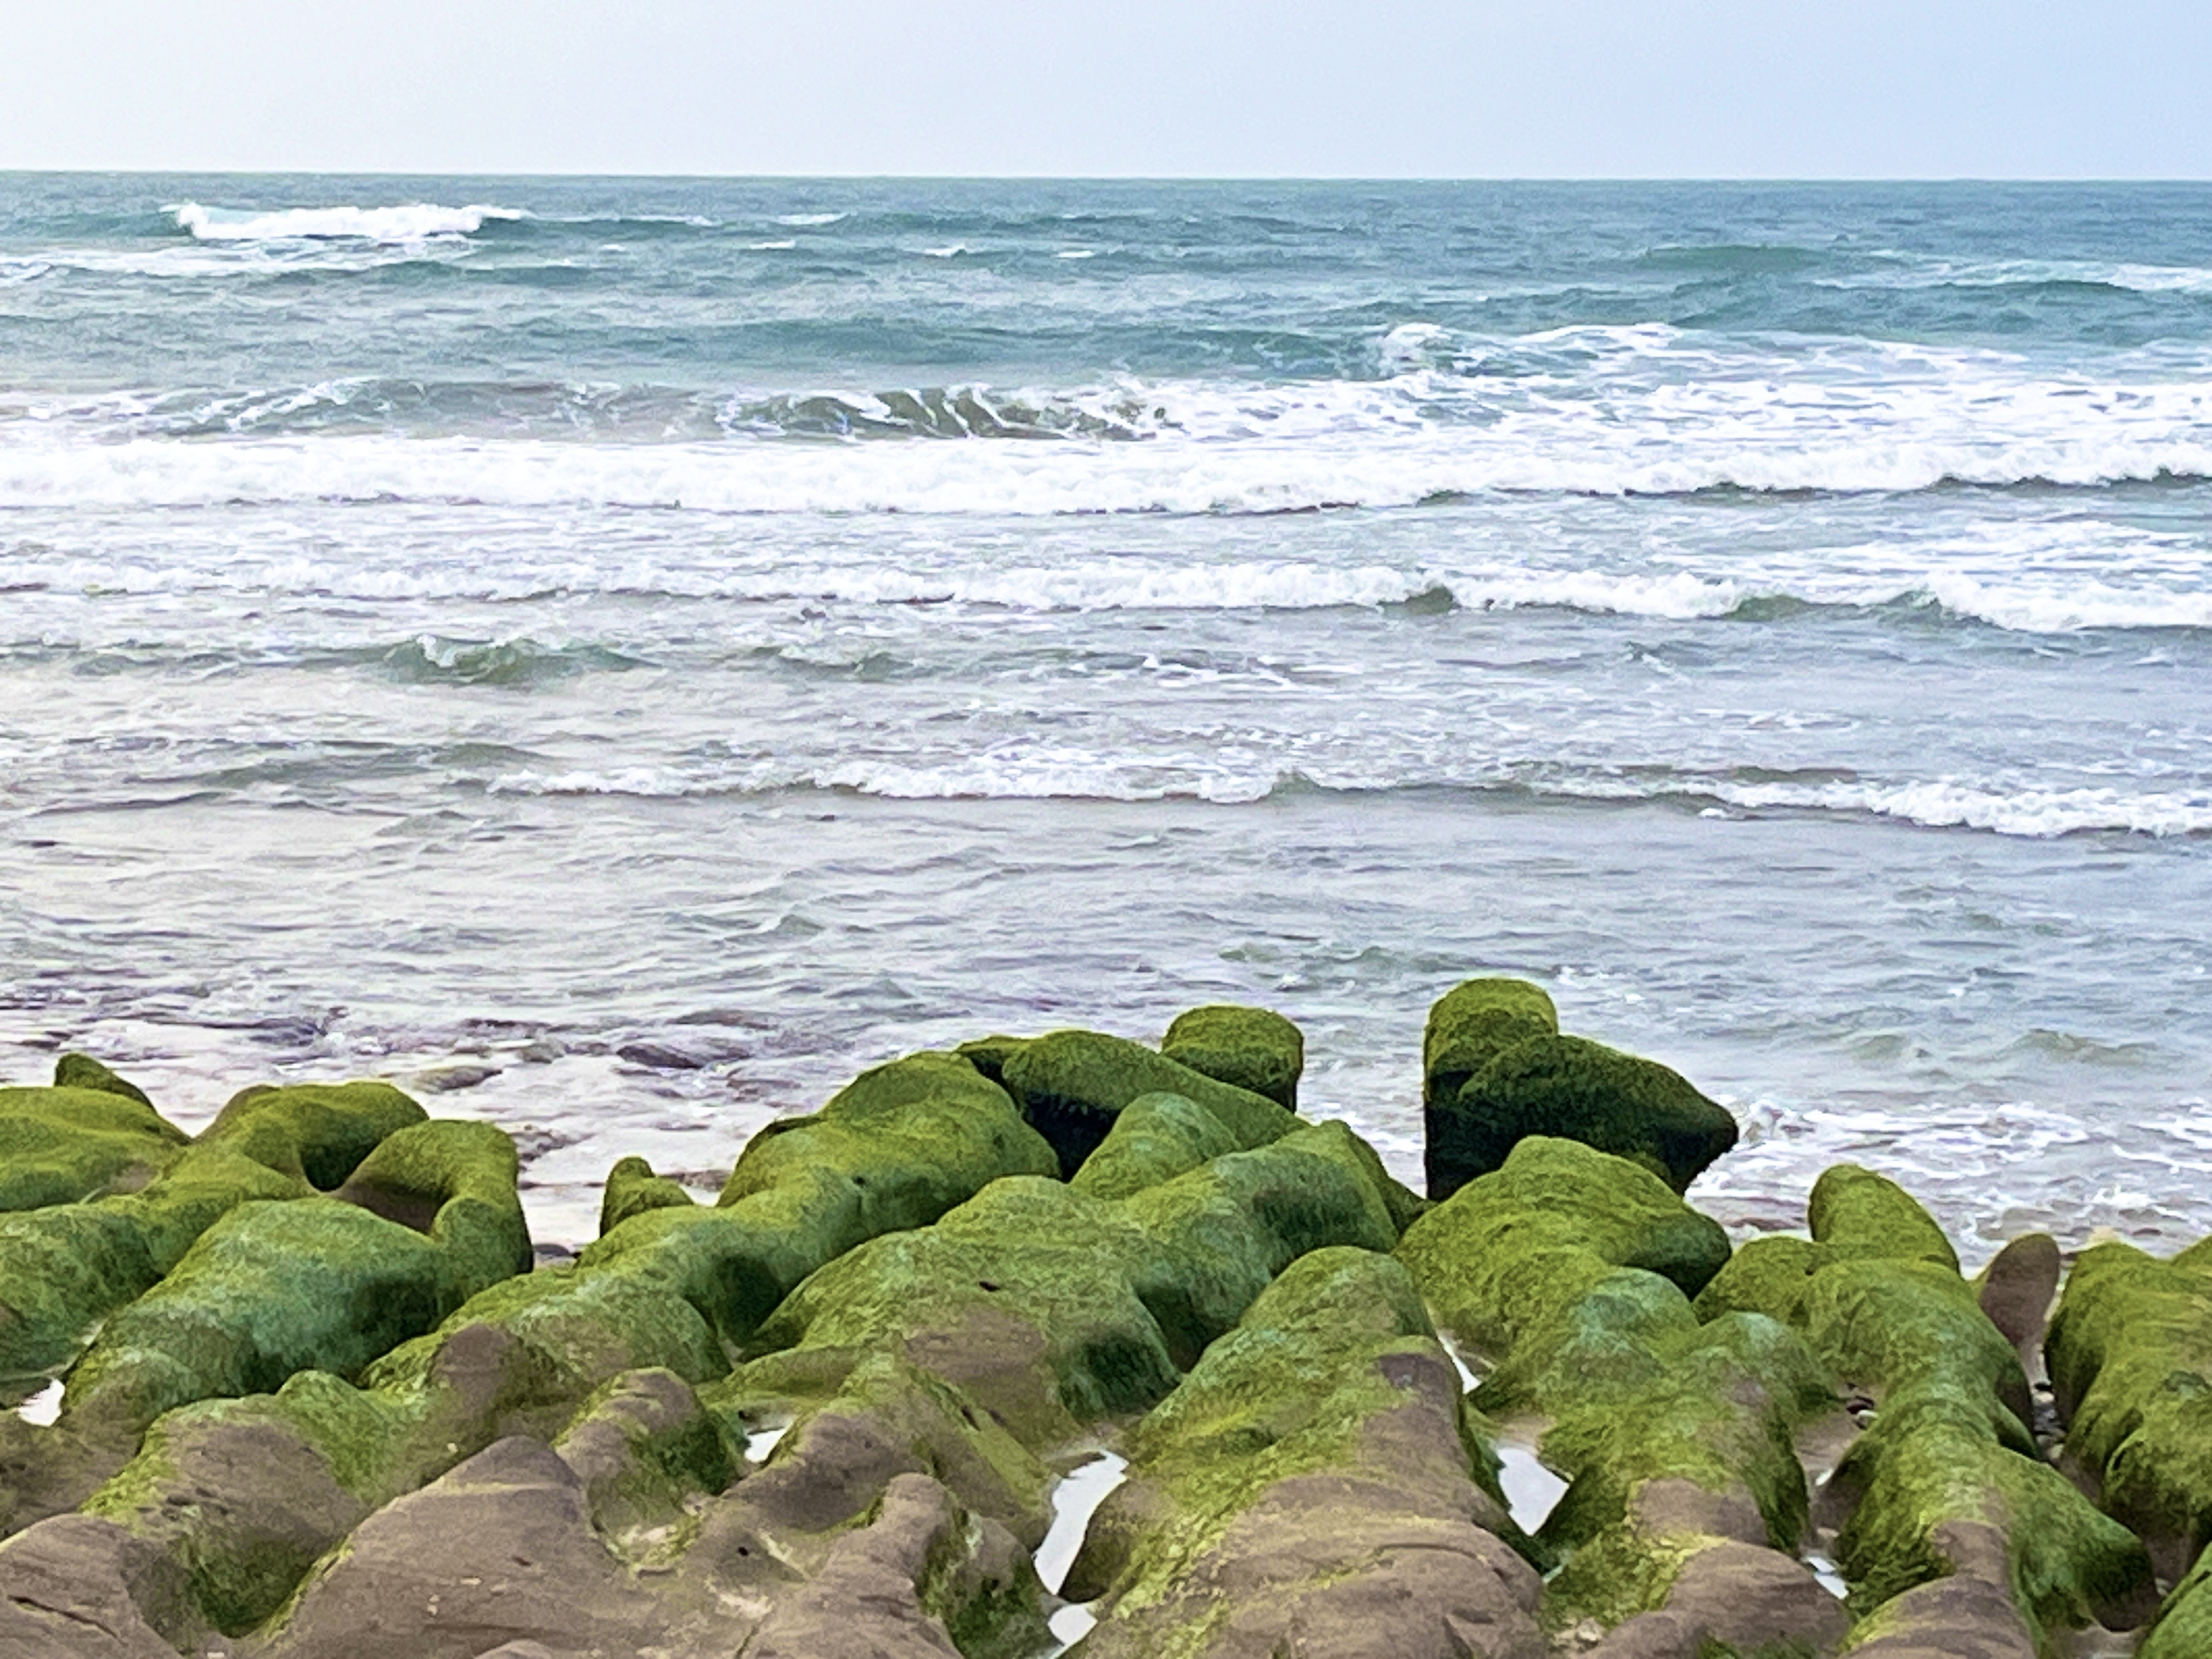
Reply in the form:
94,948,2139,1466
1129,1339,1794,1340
167,201,527,243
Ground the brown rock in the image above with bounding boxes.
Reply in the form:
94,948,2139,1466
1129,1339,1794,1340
254,1437,664,1659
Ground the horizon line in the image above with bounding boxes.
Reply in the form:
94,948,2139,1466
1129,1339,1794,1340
6,168,2212,186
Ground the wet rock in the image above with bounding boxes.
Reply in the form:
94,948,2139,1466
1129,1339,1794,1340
741,1472,1046,1659
254,1437,667,1659
551,1367,734,1541
1159,1003,1305,1110
1068,1248,1543,1658
0,1075,185,1214
59,1119,530,1441
998,1029,1298,1176
1971,1231,2061,1366
1426,1032,1736,1200
594,1154,694,1237
0,1513,191,1658
2045,1235,2212,1575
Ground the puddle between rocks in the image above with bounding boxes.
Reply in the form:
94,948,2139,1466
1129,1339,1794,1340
1038,1450,1129,1652
13,1380,62,1427
743,1423,789,1463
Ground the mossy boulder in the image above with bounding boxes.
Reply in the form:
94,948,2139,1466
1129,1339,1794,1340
1423,977,1558,1111
0,1077,187,1213
1694,1166,1965,1329
1398,1137,1733,1372
1426,1034,1736,1200
1069,1247,1544,1659
1071,1091,1243,1201
1694,1167,2155,1647
998,1029,1298,1177
2045,1239,2212,1566
1159,1004,1304,1110
59,1120,531,1439
1808,1164,1959,1272
193,1081,426,1191
2140,1549,2212,1659
597,1154,696,1237
1833,1398,2154,1639
1,1082,420,1399
52,1053,155,1109
1397,1139,1843,1640
752,1120,1404,1446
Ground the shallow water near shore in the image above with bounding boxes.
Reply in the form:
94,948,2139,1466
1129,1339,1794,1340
3,177,2209,1254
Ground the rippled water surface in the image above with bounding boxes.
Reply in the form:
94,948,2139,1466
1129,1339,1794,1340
3,177,2208,1251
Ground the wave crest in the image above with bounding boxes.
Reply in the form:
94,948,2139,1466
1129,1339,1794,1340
167,202,526,243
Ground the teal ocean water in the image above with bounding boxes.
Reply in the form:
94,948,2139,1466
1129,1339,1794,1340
3,176,2209,1251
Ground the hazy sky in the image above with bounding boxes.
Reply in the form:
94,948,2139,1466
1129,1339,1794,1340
5,0,2208,178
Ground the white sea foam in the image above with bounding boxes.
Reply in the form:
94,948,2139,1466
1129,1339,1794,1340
4,322,2210,509
479,753,2212,839
1825,254,2212,296
774,212,846,227
167,201,524,243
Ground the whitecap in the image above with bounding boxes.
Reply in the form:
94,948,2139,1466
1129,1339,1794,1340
166,201,524,243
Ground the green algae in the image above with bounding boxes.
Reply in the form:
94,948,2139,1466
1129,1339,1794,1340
998,1029,1298,1176
1436,1033,1738,1199
2045,1239,2212,1559
1398,1136,1733,1368
0,1082,187,1212
1808,1164,1960,1272
0,1079,419,1391
597,1154,697,1237
61,1120,531,1438
1070,1091,1242,1201
1159,1004,1304,1110
1422,977,1559,1113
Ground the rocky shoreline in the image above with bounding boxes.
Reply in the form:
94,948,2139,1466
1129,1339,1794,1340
1,983,2206,1657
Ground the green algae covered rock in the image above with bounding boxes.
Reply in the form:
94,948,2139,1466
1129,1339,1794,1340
59,1119,531,1438
1398,1136,1733,1369
0,1079,424,1399
1691,1165,2156,1648
1694,1164,1962,1328
194,1081,427,1191
1808,1164,1960,1272
2045,1239,2212,1565
752,1120,1405,1444
1833,1399,2154,1639
1427,1033,1737,1200
1159,1004,1304,1110
1071,1091,1242,1201
52,1053,155,1109
597,1154,696,1237
1069,1246,1544,1659
2140,1549,2212,1659
0,1077,187,1213
998,1029,1297,1176
1396,1138,1844,1643
1423,977,1558,1111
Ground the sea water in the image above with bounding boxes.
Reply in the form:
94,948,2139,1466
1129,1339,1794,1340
2,177,2208,1254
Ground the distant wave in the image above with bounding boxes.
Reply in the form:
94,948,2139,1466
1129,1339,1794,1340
481,759,2212,839
167,201,526,243
1820,254,2212,298
10,534,2209,634
0,425,2205,517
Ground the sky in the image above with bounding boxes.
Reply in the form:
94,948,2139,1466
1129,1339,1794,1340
4,0,2209,178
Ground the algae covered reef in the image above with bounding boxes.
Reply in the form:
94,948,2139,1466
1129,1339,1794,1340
0,987,2204,1658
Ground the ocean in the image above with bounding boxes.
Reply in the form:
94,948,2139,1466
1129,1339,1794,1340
3,175,2208,1257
